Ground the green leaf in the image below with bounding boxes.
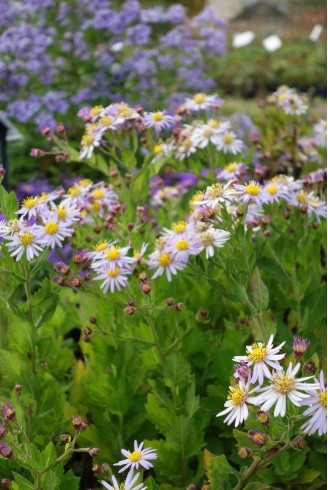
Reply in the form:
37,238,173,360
31,278,57,327
163,352,190,388
144,476,161,490
256,257,288,282
12,473,34,489
250,267,269,311
41,441,57,470
292,469,321,484
0,186,19,220
146,393,175,434
233,429,252,448
244,484,271,490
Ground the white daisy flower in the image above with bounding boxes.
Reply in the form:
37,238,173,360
6,225,44,261
197,182,236,209
36,218,74,249
184,93,217,112
301,370,327,436
94,266,130,293
234,181,266,207
147,250,186,281
251,363,321,417
216,377,254,427
102,470,146,490
233,334,285,386
198,227,231,259
191,124,221,149
114,440,157,474
216,131,244,155
143,111,175,132
165,233,201,263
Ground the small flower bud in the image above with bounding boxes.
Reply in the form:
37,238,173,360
0,403,15,421
14,384,22,393
166,298,174,306
89,316,97,324
92,464,101,473
0,425,6,439
249,430,266,447
83,335,91,343
238,447,251,459
72,415,84,430
263,229,271,237
82,326,92,336
187,485,196,490
56,123,65,134
312,222,320,229
293,336,310,360
234,362,252,379
93,224,102,234
138,272,148,282
261,215,271,226
70,276,82,288
52,275,67,287
128,299,135,306
303,359,317,376
0,445,12,458
60,433,71,444
53,262,71,275
101,463,110,471
81,422,88,431
123,306,136,315
1,479,10,488
30,148,45,157
89,448,100,457
140,282,151,294
296,438,307,450
127,222,134,231
175,302,184,311
257,411,270,426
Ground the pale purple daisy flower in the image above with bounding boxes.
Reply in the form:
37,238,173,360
166,232,201,263
301,371,327,436
234,181,266,207
143,111,175,132
147,249,186,281
36,217,74,249
114,440,157,473
93,266,130,294
198,227,231,259
216,131,244,155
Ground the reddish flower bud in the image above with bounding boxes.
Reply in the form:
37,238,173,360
72,415,84,430
53,262,71,275
166,298,174,306
89,316,97,324
175,302,184,311
257,411,270,426
89,448,99,457
249,430,266,447
14,384,22,393
293,336,310,360
238,447,251,459
0,425,6,439
1,479,10,488
0,445,12,458
0,403,15,421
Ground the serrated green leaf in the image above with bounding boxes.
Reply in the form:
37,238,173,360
163,352,190,388
251,267,269,311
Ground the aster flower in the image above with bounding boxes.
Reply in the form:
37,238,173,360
216,377,254,427
198,227,231,258
216,162,247,181
91,244,135,272
301,371,327,436
216,131,244,155
191,123,221,149
198,182,235,209
36,218,74,249
233,334,285,386
79,125,102,159
263,181,290,204
147,250,186,281
94,266,130,294
293,336,310,360
6,225,44,261
272,86,308,116
313,119,327,148
151,142,172,163
251,363,320,417
234,181,265,207
175,138,197,160
184,93,217,112
143,111,175,132
102,470,146,490
166,233,201,263
114,440,157,473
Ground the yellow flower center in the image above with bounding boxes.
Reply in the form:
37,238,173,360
128,451,142,462
93,189,104,199
175,239,189,251
82,134,95,147
90,105,103,117
273,373,295,394
245,183,260,196
266,185,278,195
22,197,37,209
78,179,92,187
90,202,101,211
68,186,80,197
154,144,163,154
107,267,120,278
57,208,67,219
223,134,233,145
193,93,206,104
106,247,121,260
38,193,48,202
207,183,224,199
228,386,247,406
208,119,219,128
278,94,286,101
172,221,187,234
94,242,108,252
117,104,134,117
159,253,171,266
45,222,59,235
152,112,164,122
248,343,268,363
189,191,203,208
319,391,327,408
100,116,114,127
297,192,307,203
19,233,34,246
225,163,238,173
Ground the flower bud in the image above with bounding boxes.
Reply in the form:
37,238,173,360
166,298,174,306
83,326,92,336
128,299,135,306
30,148,45,157
60,433,71,444
81,422,88,431
175,302,184,311
89,448,100,457
123,306,136,315
138,272,148,282
303,359,317,376
93,225,102,234
140,282,151,294
127,222,134,231
70,276,82,288
187,485,196,490
238,447,251,459
257,411,270,426
249,430,266,447
72,415,84,430
234,362,252,379
56,123,65,134
92,464,101,473
83,335,91,343
53,262,71,275
89,316,97,324
101,463,110,471
0,425,6,439
296,438,307,449
263,229,271,237
14,384,22,393
1,479,10,488
0,445,12,458
293,336,310,360
0,403,15,421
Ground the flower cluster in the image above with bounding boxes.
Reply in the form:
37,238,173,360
217,335,327,437
0,1,226,127
268,85,308,116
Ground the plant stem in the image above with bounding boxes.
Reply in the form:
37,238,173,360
233,457,261,490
